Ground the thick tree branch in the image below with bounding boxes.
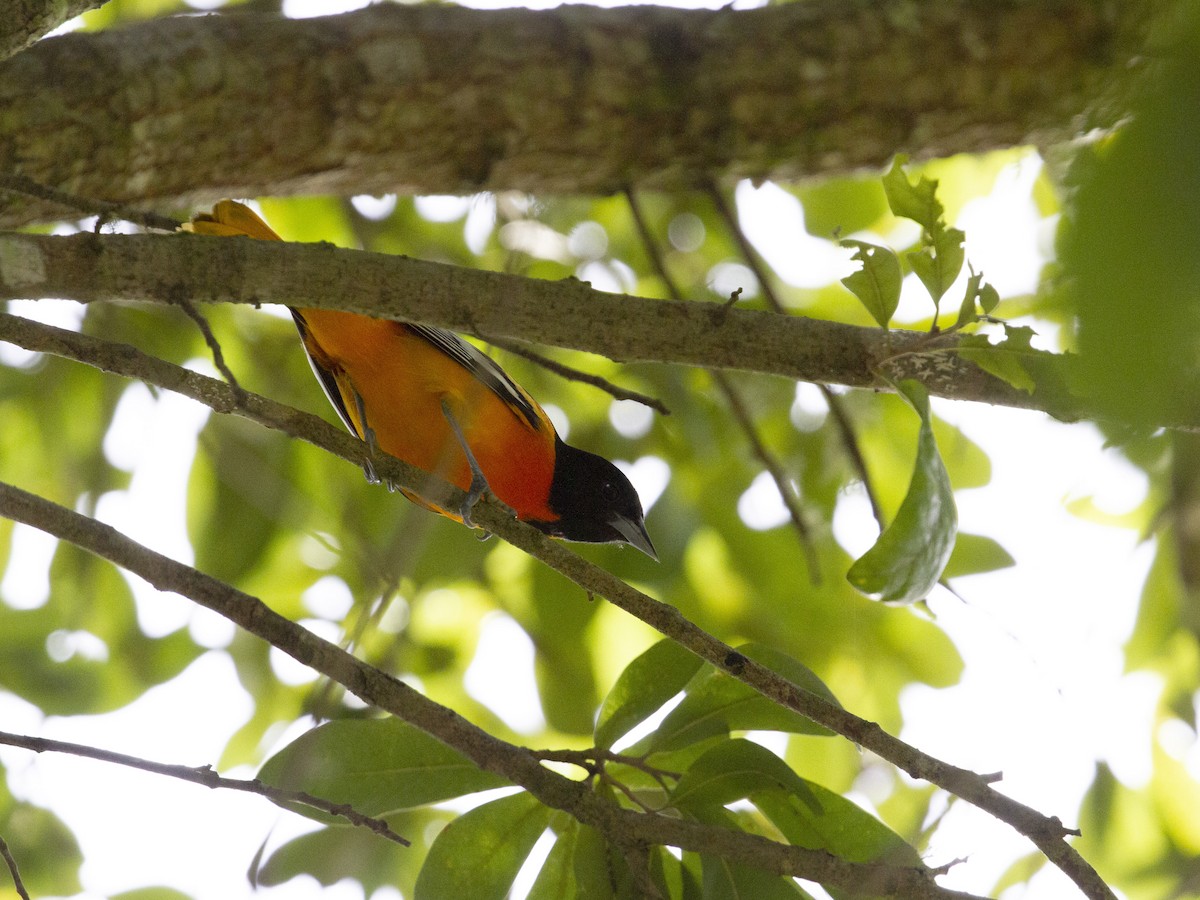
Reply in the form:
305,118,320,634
0,313,1115,898
0,230,1101,421
0,479,985,900
0,0,106,61
0,0,1149,227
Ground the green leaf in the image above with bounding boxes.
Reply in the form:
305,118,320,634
907,227,964,306
840,240,902,328
847,381,958,604
258,719,510,818
595,638,704,748
669,739,818,813
958,327,1038,394
642,644,841,752
955,267,996,328
943,533,1015,580
881,157,944,229
755,783,921,867
797,177,889,238
526,821,615,900
414,792,551,900
253,808,453,894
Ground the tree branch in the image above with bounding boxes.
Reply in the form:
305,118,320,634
0,230,1106,422
0,0,106,61
0,730,409,845
0,479,986,900
0,835,30,900
0,312,1115,898
0,0,1150,227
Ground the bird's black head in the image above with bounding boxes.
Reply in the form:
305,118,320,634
534,437,657,559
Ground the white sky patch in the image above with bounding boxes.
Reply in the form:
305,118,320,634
617,455,670,512
415,194,472,223
464,194,497,255
707,260,759,300
465,613,546,733
283,0,371,17
0,298,87,367
0,523,57,610
737,471,791,531
302,574,356,620
94,371,211,638
609,398,655,439
350,193,397,221
735,181,857,288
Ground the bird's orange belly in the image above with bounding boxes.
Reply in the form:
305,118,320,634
300,310,558,522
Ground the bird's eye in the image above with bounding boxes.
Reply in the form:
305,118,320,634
600,480,619,503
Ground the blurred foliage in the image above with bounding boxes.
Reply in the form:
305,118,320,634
4,5,1200,898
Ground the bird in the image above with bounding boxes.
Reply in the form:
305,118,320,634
186,200,656,559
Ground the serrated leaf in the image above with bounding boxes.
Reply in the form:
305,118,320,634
414,792,551,900
958,327,1038,394
840,240,902,328
642,644,841,752
847,381,957,604
258,719,510,818
595,639,704,749
881,157,944,228
669,739,818,813
942,533,1015,580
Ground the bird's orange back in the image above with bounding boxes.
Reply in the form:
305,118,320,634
188,201,558,523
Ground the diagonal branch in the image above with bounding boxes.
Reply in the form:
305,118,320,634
0,311,1115,899
0,479,985,900
0,1,1149,227
0,230,1104,422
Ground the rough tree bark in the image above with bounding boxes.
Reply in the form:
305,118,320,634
0,0,1149,228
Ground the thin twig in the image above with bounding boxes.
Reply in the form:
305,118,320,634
704,180,887,529
717,370,822,581
0,729,409,846
164,287,245,396
0,174,183,232
482,332,670,415
624,188,819,576
0,835,30,900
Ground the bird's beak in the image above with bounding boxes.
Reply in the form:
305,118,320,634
609,513,658,561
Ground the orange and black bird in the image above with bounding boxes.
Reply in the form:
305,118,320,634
187,201,656,558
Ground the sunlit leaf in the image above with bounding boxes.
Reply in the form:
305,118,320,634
414,792,551,900
847,380,958,604
942,533,1015,580
258,718,510,818
669,738,818,813
755,782,920,867
641,644,841,752
595,638,704,749
840,240,902,328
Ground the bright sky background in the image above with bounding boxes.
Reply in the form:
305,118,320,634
2,4,1172,900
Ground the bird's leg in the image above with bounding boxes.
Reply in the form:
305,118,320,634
352,387,382,486
440,399,491,530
